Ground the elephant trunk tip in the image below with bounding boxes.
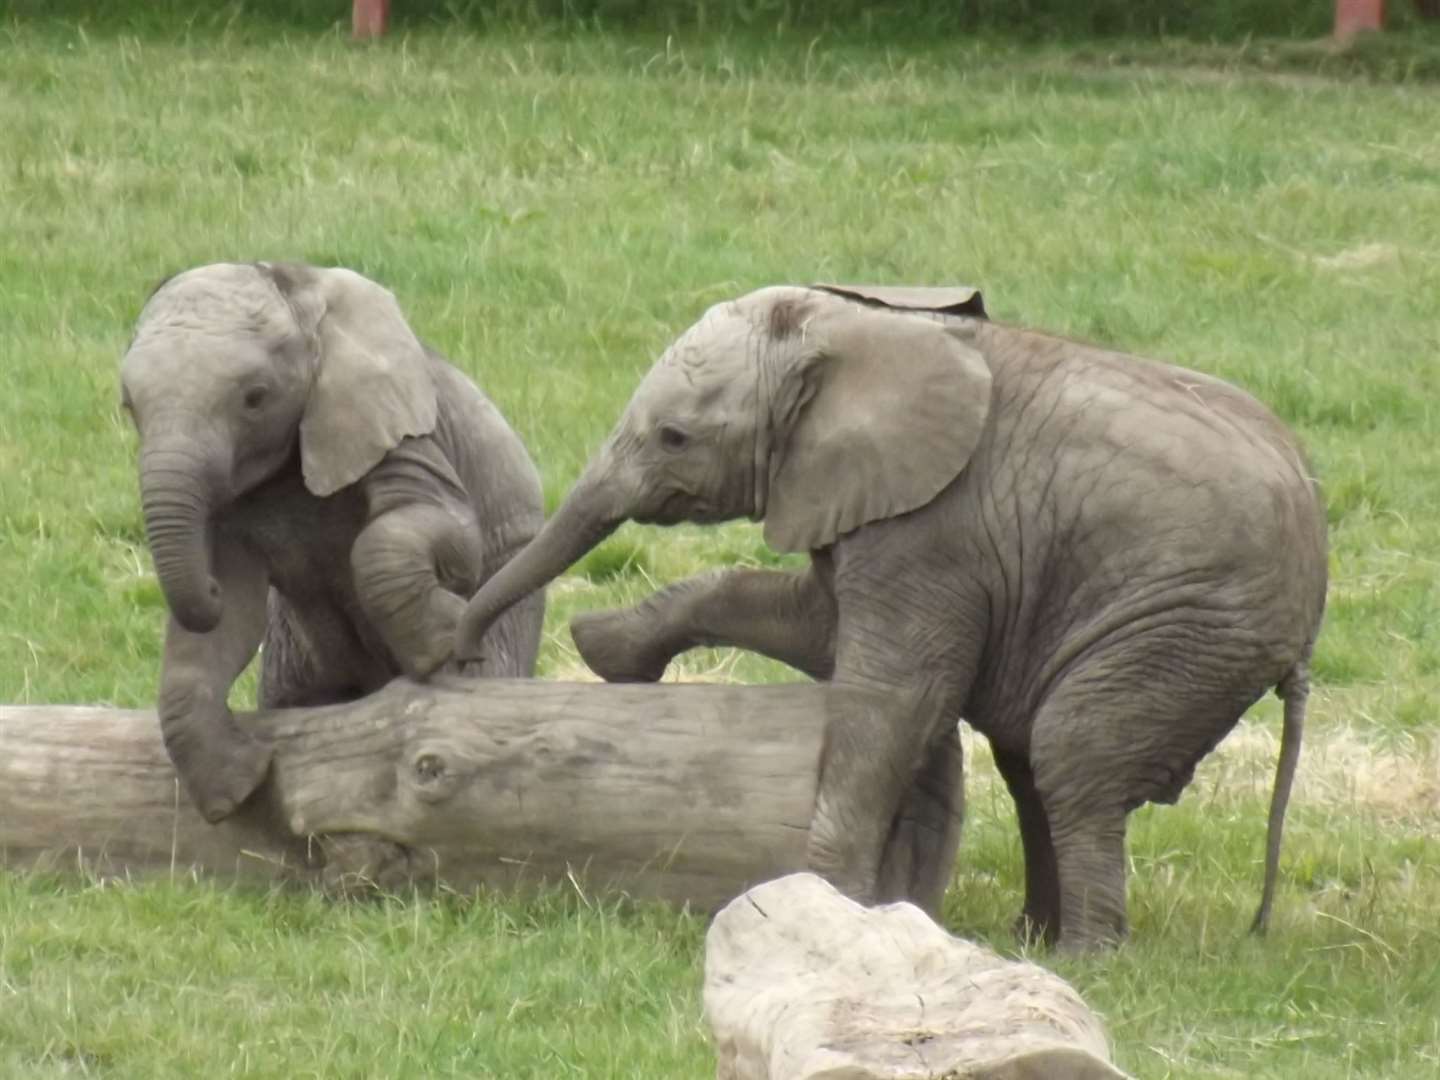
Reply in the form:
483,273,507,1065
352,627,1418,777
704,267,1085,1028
454,594,503,663
170,575,224,633
455,462,628,661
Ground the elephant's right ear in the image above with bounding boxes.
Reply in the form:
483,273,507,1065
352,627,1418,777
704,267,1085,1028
763,294,993,554
261,263,438,497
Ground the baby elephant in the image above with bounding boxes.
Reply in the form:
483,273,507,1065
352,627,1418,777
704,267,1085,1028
456,284,1328,949
121,262,544,822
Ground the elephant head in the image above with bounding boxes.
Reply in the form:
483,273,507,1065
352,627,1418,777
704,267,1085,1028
120,262,438,633
454,284,992,660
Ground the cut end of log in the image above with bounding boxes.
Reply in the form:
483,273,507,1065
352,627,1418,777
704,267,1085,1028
705,874,1132,1080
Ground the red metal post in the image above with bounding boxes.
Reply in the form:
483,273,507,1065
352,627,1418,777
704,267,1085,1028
1334,0,1385,39
353,0,390,40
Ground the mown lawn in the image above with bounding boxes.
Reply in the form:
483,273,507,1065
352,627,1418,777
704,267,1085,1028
1,14,1437,1078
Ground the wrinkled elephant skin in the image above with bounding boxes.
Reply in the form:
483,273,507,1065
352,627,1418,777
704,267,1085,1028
453,284,1326,950
121,262,545,822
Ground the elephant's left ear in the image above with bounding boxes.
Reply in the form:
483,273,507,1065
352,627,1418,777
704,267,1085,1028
265,264,439,497
763,296,993,554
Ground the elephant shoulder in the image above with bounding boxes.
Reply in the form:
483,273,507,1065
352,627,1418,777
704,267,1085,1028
421,355,545,522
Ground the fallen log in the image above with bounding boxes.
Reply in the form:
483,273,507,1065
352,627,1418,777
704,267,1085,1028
1,678,889,910
706,874,1131,1080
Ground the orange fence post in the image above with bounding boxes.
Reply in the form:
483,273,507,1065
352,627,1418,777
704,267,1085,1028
1334,0,1385,39
353,0,390,39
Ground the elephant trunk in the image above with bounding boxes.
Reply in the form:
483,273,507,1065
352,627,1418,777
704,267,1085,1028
455,458,629,661
139,441,227,633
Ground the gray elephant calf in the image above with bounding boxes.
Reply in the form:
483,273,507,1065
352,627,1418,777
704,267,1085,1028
121,262,545,823
455,284,1327,951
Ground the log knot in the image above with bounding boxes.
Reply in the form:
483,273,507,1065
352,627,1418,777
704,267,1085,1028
407,741,470,805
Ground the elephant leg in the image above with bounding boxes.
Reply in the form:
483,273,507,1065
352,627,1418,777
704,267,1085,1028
470,587,545,678
259,594,316,708
259,592,376,708
1030,693,1134,951
571,561,836,682
807,685,930,905
811,540,985,909
158,535,272,822
992,745,1060,945
874,723,964,919
352,502,486,681
1045,805,1129,952
1030,640,1279,951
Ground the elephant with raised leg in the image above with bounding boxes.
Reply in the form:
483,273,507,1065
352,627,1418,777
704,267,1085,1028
453,284,1327,950
121,262,545,823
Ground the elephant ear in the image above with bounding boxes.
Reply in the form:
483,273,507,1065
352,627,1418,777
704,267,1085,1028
262,263,438,497
763,293,992,554
812,283,987,319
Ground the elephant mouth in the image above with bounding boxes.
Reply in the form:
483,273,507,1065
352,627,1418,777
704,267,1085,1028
639,491,721,525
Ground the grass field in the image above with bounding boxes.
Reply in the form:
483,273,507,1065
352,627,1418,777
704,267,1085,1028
2,11,1439,1078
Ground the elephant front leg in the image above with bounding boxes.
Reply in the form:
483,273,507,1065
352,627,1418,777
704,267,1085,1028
158,537,272,823
874,723,964,918
352,503,487,680
813,548,986,914
808,687,928,905
570,562,837,683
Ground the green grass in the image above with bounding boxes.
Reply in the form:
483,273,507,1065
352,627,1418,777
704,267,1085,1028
0,878,710,1078
2,16,1439,1079
0,0,1350,42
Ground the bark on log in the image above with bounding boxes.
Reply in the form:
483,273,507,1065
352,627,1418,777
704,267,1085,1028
0,678,886,910
705,874,1131,1080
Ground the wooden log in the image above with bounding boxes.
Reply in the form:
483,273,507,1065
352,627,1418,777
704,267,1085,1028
0,678,883,910
705,874,1131,1080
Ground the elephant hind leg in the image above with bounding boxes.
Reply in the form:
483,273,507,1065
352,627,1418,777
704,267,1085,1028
572,561,837,684
259,592,373,708
1029,667,1266,950
992,745,1061,946
1029,693,1141,950
1046,804,1129,952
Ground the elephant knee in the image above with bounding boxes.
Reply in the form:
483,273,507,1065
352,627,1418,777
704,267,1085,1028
353,508,486,677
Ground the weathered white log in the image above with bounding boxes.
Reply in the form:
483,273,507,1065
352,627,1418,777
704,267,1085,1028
0,677,886,909
705,873,1131,1080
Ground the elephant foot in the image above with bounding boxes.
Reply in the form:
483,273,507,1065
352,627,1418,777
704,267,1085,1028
805,811,881,909
165,712,273,824
1013,908,1059,948
571,609,673,683
317,834,420,897
1055,923,1127,954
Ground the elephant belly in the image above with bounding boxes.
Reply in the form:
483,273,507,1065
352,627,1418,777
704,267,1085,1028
245,502,398,706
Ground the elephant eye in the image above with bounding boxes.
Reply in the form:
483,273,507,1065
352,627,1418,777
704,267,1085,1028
242,386,269,411
658,424,690,453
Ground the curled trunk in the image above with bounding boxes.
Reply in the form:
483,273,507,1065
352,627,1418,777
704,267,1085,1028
139,443,224,633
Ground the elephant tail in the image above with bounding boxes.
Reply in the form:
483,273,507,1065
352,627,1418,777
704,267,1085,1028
1250,657,1309,936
